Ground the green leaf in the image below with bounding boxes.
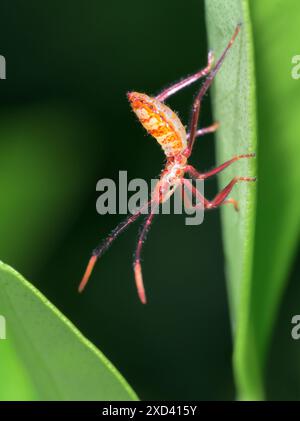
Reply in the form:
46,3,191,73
205,0,300,400
249,0,300,393
205,0,260,399
0,261,138,400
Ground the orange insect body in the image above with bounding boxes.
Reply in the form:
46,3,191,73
127,92,187,157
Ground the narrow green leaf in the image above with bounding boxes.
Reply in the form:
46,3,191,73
205,0,260,399
249,0,300,391
0,261,138,400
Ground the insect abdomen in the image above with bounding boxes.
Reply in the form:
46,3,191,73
128,92,187,157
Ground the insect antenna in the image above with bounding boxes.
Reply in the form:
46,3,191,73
133,206,158,304
78,199,153,293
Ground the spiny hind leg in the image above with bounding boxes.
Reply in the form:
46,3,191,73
155,51,214,102
184,24,242,158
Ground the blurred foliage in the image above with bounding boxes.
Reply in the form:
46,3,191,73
0,106,100,275
0,0,299,400
248,0,300,398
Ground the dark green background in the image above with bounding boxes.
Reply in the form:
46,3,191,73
0,0,299,400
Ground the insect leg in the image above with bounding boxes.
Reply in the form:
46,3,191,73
184,24,242,158
206,176,256,210
155,51,214,102
184,153,255,179
182,176,255,211
181,178,208,208
133,207,158,304
182,183,193,209
78,199,153,293
186,122,219,141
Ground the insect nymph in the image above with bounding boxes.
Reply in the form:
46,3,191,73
79,24,255,303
